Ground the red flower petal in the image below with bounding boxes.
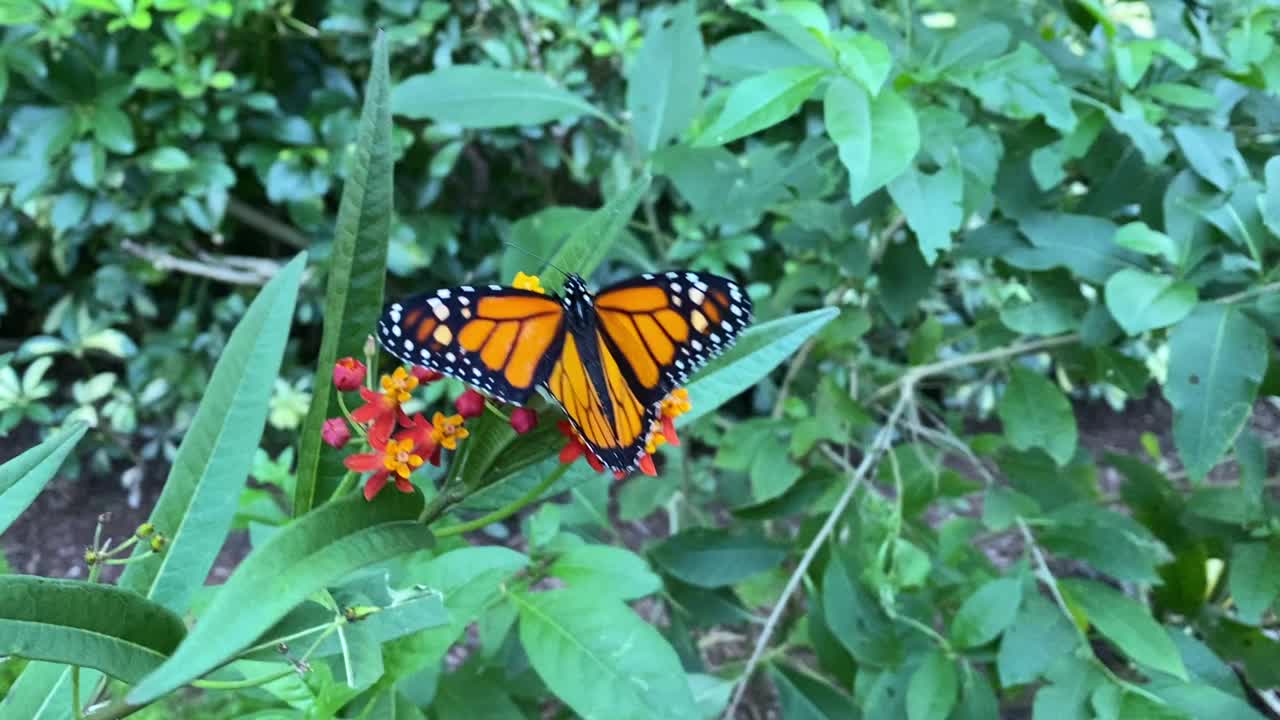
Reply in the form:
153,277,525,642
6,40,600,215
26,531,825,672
363,471,389,501
661,416,680,446
394,476,414,494
559,440,584,464
638,454,657,477
344,452,384,473
333,357,367,392
510,407,538,434
455,389,486,419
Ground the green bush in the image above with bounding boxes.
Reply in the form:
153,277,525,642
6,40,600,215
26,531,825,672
2,0,1280,718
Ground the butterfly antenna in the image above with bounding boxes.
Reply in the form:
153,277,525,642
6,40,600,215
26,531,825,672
502,242,570,280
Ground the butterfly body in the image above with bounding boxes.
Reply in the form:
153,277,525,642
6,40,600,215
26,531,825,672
377,271,752,472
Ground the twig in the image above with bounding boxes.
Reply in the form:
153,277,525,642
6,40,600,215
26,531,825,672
121,240,281,286
226,198,311,249
771,337,816,420
1213,280,1280,306
869,333,1080,403
723,387,914,718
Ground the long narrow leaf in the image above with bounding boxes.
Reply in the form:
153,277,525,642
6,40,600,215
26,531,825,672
0,421,87,534
0,576,186,683
116,253,306,613
0,661,102,720
127,492,434,704
294,31,394,514
541,174,652,292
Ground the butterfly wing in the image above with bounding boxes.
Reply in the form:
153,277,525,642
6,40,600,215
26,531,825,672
544,271,753,473
593,270,753,406
376,285,565,405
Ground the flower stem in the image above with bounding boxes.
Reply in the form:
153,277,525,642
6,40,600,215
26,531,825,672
434,463,569,537
331,470,359,499
192,667,296,691
71,666,82,720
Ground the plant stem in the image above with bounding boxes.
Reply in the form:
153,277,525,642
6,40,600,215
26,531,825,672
71,666,82,720
869,333,1080,402
192,667,296,691
331,471,359,498
723,386,914,718
434,463,569,537
1213,279,1280,306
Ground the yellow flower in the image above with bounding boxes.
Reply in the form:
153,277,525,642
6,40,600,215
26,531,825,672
379,367,419,404
381,437,425,479
430,411,471,450
645,428,668,455
660,388,691,419
513,271,545,294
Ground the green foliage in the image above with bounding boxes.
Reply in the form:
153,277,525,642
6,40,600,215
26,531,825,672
1,0,1279,718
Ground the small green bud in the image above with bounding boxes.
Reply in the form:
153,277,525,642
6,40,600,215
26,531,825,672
136,522,155,538
150,534,169,553
84,549,100,565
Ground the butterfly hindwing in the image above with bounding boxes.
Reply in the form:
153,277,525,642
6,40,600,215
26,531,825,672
594,270,753,407
376,285,565,404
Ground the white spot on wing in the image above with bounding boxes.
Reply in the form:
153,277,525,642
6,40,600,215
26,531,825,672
437,289,451,298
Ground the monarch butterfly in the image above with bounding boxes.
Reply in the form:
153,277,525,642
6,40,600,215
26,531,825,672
376,271,753,472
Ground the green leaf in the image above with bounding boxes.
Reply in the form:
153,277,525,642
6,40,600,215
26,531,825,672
541,175,651,293
823,549,904,666
295,32,393,513
1147,83,1218,110
149,147,191,172
1171,125,1249,192
118,254,305,612
950,577,1023,648
824,78,919,204
888,162,964,263
1229,542,1280,626
998,593,1079,686
514,589,699,720
1061,579,1187,680
391,65,605,128
650,527,786,588
1104,269,1198,336
1166,304,1268,481
93,105,136,154
707,31,815,82
997,367,1077,466
694,65,825,147
954,43,1077,132
549,545,662,600
907,650,959,720
832,31,892,95
1113,221,1182,267
680,308,838,426
1,661,103,720
769,664,857,719
1011,213,1141,284
0,576,185,683
0,422,87,534
127,492,435,704
1262,156,1280,239
627,2,704,153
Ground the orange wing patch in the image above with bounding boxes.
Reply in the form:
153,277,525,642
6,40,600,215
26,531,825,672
546,333,647,455
451,295,563,390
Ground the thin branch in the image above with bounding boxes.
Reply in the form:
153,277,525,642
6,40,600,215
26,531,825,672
121,240,283,286
723,387,914,718
226,197,311,249
1212,280,1280,306
869,333,1080,403
771,337,816,420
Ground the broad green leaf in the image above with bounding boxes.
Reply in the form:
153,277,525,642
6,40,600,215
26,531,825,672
0,422,87,534
694,65,825,147
823,550,904,666
707,31,815,82
742,4,834,66
432,669,525,720
769,664,857,719
1229,542,1280,626
1166,304,1267,481
1104,269,1198,336
391,65,605,128
128,492,435,704
514,589,699,720
627,2,704,153
93,105,135,154
1114,221,1182,266
954,43,1077,132
1011,213,1142,284
824,78,919,204
149,147,191,172
1171,125,1248,192
1153,682,1269,720
1147,83,1218,110
1262,156,1280,239
950,577,1023,648
997,593,1079,686
1063,580,1187,680
650,527,786,588
1103,94,1170,166
681,308,839,426
888,162,964,263
541,174,651,293
119,253,306,611
0,661,103,720
295,32,393,513
936,23,1012,72
831,31,891,95
0,576,185,683
997,367,1077,466
907,650,959,720
549,545,662,600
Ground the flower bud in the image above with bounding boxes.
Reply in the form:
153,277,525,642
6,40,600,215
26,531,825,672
510,407,538,434
333,357,367,392
321,417,352,448
455,389,486,419
135,522,155,538
150,535,169,553
411,367,443,384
